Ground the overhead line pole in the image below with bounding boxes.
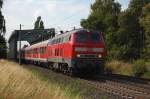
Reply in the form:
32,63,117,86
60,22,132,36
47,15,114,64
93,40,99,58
19,24,22,65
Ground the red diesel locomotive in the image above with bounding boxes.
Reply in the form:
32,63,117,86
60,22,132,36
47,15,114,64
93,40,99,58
19,29,107,75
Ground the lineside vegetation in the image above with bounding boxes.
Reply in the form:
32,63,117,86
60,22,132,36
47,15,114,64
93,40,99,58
105,60,150,78
0,60,81,99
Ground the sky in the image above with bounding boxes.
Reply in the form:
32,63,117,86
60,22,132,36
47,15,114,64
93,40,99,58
3,0,130,40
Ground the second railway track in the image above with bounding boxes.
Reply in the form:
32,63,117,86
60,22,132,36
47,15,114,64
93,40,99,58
81,74,150,99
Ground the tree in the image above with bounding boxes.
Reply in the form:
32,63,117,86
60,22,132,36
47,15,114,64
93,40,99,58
0,35,7,58
140,3,150,59
81,0,121,32
34,16,44,29
116,0,150,60
0,0,7,58
81,0,150,60
0,0,5,35
80,0,121,59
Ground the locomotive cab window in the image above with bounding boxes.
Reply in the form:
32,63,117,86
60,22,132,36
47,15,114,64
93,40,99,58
76,33,88,42
91,33,101,42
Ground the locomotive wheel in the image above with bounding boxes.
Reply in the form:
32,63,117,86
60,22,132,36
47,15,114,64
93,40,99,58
68,67,73,76
68,67,78,76
48,62,54,70
53,63,59,72
61,64,68,74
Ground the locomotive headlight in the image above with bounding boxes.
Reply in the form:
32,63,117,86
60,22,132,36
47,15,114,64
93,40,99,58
77,54,81,57
98,54,102,58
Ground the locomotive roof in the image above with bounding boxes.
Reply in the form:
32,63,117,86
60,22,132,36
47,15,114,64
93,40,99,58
49,28,96,40
24,28,100,50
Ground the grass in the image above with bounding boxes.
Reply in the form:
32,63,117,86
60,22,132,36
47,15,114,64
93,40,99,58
0,60,81,99
142,71,150,79
105,60,133,75
24,62,109,99
105,60,150,79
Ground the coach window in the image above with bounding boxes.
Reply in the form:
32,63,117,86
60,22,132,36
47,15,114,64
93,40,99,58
42,48,44,54
56,39,59,44
51,40,54,44
56,39,58,44
34,49,36,54
54,39,57,44
60,49,63,56
44,47,46,53
52,40,54,44
57,38,60,44
36,48,38,54
43,47,45,54
55,49,57,56
60,37,64,43
52,39,55,44
57,49,59,56
55,39,58,44
40,48,42,54
58,38,61,43
42,47,44,54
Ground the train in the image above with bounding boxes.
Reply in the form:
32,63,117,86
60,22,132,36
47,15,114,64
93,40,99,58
18,29,107,75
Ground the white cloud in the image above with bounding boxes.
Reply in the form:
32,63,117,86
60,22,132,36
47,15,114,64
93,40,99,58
3,0,91,40
26,0,34,4
3,0,130,40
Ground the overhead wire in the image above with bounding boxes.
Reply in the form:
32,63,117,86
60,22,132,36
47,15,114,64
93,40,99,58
50,0,91,31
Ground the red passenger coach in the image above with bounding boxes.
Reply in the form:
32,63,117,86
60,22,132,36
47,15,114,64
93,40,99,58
24,40,48,63
21,29,107,75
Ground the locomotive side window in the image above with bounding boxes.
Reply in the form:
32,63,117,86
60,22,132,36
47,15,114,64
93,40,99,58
63,35,71,43
51,39,56,44
60,37,64,43
58,38,61,43
50,35,70,45
56,39,59,44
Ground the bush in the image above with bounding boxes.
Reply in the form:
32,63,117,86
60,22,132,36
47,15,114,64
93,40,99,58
133,60,146,77
105,60,133,75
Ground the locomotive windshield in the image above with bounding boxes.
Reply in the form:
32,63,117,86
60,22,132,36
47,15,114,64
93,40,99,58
76,30,101,43
91,33,101,42
76,33,88,42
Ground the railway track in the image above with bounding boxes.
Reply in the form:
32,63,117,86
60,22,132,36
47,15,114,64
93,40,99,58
23,63,150,99
81,74,150,99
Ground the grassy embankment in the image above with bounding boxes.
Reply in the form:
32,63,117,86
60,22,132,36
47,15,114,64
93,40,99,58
105,60,150,79
0,60,81,99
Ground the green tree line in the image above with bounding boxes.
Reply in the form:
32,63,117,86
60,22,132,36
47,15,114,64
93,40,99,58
0,0,7,59
81,0,150,61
